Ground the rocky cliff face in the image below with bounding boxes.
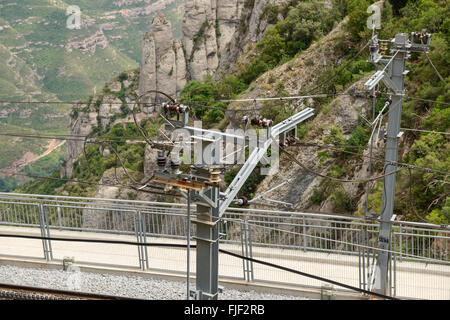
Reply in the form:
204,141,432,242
181,0,248,81
139,0,283,97
223,16,379,215
65,0,285,180
139,13,187,100
61,70,143,179
182,0,219,81
61,104,98,179
217,0,291,75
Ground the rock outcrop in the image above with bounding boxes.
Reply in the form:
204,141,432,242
61,105,98,179
61,70,141,179
217,0,291,75
139,13,187,100
82,167,137,230
139,0,257,96
182,0,220,81
65,0,282,180
66,30,109,53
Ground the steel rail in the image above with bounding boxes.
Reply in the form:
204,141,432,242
0,283,136,300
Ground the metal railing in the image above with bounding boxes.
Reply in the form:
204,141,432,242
0,193,448,299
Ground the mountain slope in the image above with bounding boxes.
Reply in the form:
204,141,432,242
0,0,185,189
16,0,450,224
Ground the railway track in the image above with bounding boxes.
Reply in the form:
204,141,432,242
0,283,136,300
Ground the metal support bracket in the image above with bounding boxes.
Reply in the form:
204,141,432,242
190,290,220,300
197,188,217,208
191,218,217,227
193,236,220,244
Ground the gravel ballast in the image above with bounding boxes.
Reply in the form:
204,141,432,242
0,265,309,300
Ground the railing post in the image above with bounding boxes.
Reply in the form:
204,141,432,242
247,221,254,282
240,220,246,281
44,205,53,260
38,203,52,261
358,229,362,290
303,217,307,252
392,230,397,297
134,210,143,270
399,225,403,262
240,219,254,282
57,202,62,231
140,211,149,270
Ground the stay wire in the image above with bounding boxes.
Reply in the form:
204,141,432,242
408,168,429,223
279,144,403,183
298,38,373,95
421,37,450,89
1,93,448,107
0,132,148,142
290,142,450,177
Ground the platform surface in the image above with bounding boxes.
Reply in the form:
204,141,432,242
0,225,448,300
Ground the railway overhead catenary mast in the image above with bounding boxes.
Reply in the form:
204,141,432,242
151,101,314,300
364,31,431,296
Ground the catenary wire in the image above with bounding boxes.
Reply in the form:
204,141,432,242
0,170,183,199
0,133,447,185
400,128,450,136
1,131,447,153
297,38,373,95
0,92,448,115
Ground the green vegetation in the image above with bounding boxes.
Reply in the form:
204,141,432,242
19,120,158,197
311,187,324,205
0,176,19,192
0,124,51,168
238,0,341,85
24,145,65,178
261,3,280,25
345,0,371,40
224,166,266,202
0,0,184,189
403,133,450,224
18,171,66,195
180,75,246,126
306,0,449,223
379,0,449,223
11,0,449,225
309,163,355,213
322,125,370,159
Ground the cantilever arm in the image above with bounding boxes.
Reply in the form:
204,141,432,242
218,108,314,217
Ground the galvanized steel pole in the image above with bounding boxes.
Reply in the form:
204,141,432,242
373,33,408,296
186,191,191,300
